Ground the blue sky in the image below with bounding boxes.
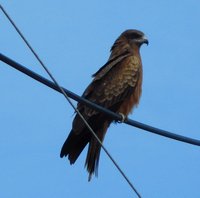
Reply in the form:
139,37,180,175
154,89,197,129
1,1,200,197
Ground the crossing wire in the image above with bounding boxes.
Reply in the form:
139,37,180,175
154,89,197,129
0,4,142,198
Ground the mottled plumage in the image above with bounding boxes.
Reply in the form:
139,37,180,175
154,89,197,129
60,29,148,181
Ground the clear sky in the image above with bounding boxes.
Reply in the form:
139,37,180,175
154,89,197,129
1,1,200,197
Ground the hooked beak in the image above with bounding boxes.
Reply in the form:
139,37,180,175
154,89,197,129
144,38,149,45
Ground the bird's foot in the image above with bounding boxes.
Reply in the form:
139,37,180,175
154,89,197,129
118,113,127,123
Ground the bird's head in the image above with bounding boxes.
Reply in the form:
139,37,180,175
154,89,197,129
124,29,149,47
110,29,148,53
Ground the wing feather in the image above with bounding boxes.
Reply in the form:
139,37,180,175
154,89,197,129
76,55,140,118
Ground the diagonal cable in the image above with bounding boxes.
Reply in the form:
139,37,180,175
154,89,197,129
0,4,142,198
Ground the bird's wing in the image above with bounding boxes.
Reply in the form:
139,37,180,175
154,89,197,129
91,50,130,80
73,51,141,134
84,55,140,115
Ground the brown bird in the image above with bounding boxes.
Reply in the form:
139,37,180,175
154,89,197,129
60,29,148,181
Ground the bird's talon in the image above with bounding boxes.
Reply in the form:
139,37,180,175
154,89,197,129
118,113,126,123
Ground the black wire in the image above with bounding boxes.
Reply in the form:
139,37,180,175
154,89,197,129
1,52,200,147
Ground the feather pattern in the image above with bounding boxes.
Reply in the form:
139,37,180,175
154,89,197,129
60,29,148,180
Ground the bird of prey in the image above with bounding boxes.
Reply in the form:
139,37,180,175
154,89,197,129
60,29,148,181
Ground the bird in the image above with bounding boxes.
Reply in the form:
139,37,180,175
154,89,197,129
60,29,148,181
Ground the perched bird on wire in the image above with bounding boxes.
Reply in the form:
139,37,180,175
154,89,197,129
60,29,148,181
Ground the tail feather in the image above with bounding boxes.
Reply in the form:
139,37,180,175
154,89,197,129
60,115,111,180
85,132,102,181
68,134,90,164
85,121,110,181
60,129,91,164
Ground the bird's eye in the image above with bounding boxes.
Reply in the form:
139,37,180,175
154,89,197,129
129,33,141,39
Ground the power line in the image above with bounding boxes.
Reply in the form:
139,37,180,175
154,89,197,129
0,4,142,198
1,53,200,147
